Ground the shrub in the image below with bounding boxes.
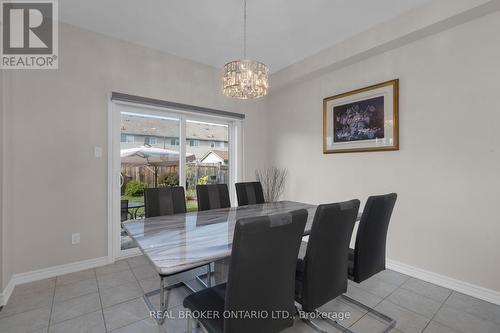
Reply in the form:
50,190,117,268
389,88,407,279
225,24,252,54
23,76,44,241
186,189,196,201
125,180,147,197
160,173,179,187
197,175,209,185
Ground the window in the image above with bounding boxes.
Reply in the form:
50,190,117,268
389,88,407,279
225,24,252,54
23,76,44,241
121,134,135,143
189,139,200,147
144,136,158,145
210,141,216,148
217,141,226,148
170,138,179,146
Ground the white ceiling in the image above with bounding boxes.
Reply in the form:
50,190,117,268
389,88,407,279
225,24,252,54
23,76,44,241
59,0,430,73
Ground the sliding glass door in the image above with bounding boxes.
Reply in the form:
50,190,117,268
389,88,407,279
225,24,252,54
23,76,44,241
111,101,240,257
119,108,181,250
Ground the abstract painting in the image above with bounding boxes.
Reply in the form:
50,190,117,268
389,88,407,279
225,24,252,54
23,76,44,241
333,96,385,142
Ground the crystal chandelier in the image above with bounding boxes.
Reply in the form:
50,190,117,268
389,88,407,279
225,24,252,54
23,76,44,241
222,0,269,99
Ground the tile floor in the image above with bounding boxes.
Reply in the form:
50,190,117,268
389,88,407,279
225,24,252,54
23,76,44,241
0,253,499,333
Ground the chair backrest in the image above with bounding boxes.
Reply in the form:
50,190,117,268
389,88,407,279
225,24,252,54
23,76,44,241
196,184,231,211
120,199,129,222
235,181,265,206
143,187,187,218
352,193,397,283
224,209,308,333
300,200,359,312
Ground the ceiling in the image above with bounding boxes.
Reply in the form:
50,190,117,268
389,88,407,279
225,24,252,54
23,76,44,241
59,0,430,73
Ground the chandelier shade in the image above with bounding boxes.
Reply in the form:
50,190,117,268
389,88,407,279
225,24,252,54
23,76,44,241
222,0,269,99
222,59,269,99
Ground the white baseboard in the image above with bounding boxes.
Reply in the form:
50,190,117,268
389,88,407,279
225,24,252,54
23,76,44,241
387,259,500,306
0,256,110,306
0,278,15,307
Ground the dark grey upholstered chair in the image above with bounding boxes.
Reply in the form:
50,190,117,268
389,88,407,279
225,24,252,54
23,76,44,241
120,199,129,222
196,184,231,211
144,186,187,218
294,200,359,332
348,193,397,283
341,193,398,333
235,181,265,206
183,209,308,333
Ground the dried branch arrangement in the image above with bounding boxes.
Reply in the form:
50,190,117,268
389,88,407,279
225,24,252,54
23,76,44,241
255,167,288,202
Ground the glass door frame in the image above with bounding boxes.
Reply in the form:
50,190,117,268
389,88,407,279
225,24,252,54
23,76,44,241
108,99,243,260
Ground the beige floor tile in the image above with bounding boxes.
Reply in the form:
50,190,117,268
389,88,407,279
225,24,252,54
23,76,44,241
97,269,136,290
386,288,442,319
100,281,143,308
0,306,51,333
51,292,101,324
0,288,54,318
423,321,462,333
375,300,430,333
126,255,150,269
401,278,452,303
131,263,158,281
434,305,500,333
95,260,130,277
10,278,55,298
54,278,98,303
55,269,96,287
48,310,105,333
103,298,149,332
445,292,500,325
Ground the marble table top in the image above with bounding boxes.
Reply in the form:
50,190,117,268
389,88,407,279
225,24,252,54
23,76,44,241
123,201,318,276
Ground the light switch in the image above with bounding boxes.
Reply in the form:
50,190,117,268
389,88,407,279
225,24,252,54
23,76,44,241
72,233,80,245
94,146,103,158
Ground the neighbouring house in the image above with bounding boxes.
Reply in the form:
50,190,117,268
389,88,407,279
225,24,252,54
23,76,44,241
200,150,229,165
120,113,228,161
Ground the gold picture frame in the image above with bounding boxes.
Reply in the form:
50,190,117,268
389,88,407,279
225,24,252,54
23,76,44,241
323,79,399,154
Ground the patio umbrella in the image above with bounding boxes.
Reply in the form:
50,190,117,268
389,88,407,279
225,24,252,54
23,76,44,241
121,146,195,187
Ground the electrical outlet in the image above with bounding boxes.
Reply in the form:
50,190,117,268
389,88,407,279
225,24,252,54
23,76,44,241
72,233,80,245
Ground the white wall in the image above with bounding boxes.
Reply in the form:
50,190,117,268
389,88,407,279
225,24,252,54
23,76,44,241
1,23,268,288
267,11,500,292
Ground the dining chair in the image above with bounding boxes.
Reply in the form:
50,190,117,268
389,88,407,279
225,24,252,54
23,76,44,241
295,200,359,332
120,199,129,222
194,184,231,288
235,181,265,206
343,193,398,333
183,209,308,333
144,186,187,218
196,184,231,211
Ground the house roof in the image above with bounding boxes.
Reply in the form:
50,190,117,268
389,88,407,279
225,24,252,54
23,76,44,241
200,150,229,163
121,113,228,141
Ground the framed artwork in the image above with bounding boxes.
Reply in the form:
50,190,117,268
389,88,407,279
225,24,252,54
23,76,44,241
323,79,399,154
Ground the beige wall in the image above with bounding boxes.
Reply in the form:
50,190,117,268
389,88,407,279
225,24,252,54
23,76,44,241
267,12,500,292
0,69,3,288
1,23,268,286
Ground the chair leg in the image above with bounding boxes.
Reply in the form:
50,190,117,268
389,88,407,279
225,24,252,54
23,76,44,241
301,318,328,333
187,315,192,332
207,263,212,287
337,294,396,333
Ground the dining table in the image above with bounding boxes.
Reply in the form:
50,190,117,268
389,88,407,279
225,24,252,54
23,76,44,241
122,201,361,325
